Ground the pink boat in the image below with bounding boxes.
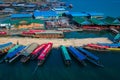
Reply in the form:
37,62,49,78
30,43,47,60
37,42,53,66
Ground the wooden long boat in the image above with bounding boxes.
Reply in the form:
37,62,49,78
0,31,7,36
60,45,71,66
30,43,47,60
4,45,26,63
107,48,120,51
37,42,53,66
20,43,39,63
77,47,99,61
97,42,120,48
83,44,109,52
67,46,87,66
77,47,104,67
0,42,15,56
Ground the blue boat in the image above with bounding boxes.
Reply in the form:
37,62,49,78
77,47,99,61
77,47,104,67
97,43,120,48
67,46,87,66
0,42,13,48
4,45,26,63
0,42,14,55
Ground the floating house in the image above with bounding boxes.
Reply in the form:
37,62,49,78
4,15,44,29
21,30,64,38
11,13,32,19
104,17,120,29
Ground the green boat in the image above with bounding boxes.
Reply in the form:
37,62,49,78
61,45,71,65
7,45,20,54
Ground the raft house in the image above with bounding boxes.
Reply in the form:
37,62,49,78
21,30,64,38
64,12,120,31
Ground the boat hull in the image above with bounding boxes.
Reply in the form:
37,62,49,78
83,46,109,52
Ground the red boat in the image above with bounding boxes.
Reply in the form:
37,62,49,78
83,43,109,51
30,43,47,60
37,42,53,66
0,31,7,36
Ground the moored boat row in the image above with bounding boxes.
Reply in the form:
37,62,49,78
2,41,119,67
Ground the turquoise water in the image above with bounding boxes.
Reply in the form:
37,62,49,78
0,48,120,80
0,31,120,80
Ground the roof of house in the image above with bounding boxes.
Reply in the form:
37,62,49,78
73,17,85,24
88,12,104,16
11,14,32,18
34,11,58,17
66,12,88,17
3,18,44,25
112,19,120,25
91,18,107,25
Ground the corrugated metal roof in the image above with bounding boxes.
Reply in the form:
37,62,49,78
91,18,107,25
34,11,58,17
88,12,104,16
112,19,120,25
11,14,32,18
73,17,85,24
66,12,88,17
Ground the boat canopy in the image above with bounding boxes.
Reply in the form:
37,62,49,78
61,45,71,60
67,46,86,61
0,42,12,49
31,44,47,55
97,43,120,48
87,44,109,48
8,45,20,54
77,47,99,61
5,46,26,58
21,43,39,56
38,43,53,60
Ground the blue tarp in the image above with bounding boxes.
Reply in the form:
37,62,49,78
34,11,58,17
67,46,86,60
5,46,26,59
77,47,99,61
11,14,32,18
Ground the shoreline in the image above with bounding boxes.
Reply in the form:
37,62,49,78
0,37,112,47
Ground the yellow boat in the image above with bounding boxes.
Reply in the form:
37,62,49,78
107,48,120,51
